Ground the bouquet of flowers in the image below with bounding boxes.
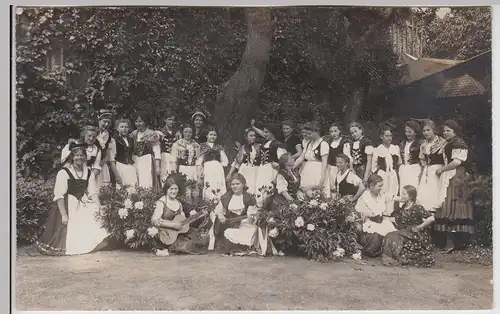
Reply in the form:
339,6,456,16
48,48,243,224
258,191,363,262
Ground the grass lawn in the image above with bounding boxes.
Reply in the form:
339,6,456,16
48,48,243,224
15,248,493,311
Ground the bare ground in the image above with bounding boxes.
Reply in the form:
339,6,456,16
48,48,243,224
15,249,493,311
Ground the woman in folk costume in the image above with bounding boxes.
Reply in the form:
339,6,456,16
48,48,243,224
197,126,229,201
416,119,447,211
191,111,208,144
250,119,303,160
398,120,424,195
61,125,102,182
34,141,110,255
433,120,474,252
151,177,209,257
95,109,116,187
323,122,352,194
213,173,260,256
172,124,201,182
131,111,161,189
227,128,262,196
355,174,397,257
348,122,374,185
258,153,302,256
157,109,182,184
371,124,401,213
294,121,331,198
251,121,287,207
110,118,137,187
332,153,365,202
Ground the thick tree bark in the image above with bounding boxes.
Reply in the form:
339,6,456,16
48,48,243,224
213,8,274,159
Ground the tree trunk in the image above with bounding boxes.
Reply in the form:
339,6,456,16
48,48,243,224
213,8,274,160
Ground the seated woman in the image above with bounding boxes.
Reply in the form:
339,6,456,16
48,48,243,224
34,141,110,256
259,153,302,256
213,173,260,256
332,153,365,202
382,185,435,267
355,174,397,257
151,178,209,256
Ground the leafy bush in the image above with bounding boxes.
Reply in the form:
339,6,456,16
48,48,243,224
16,175,55,244
468,174,492,246
258,192,363,262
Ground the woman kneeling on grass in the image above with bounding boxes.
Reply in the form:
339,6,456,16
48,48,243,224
151,178,209,256
382,185,435,267
213,173,260,256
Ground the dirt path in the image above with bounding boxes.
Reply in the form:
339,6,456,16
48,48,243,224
15,250,493,311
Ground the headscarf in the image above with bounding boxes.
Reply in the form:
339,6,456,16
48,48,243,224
98,109,113,121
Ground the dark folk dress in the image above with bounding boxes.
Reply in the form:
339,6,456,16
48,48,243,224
350,137,374,179
382,204,435,267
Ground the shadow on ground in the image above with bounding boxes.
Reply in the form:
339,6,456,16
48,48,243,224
15,248,493,311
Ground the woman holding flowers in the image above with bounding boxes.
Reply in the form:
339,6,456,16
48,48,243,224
382,185,435,267
151,178,208,256
157,109,182,184
131,111,161,189
294,121,330,199
213,173,260,255
332,154,365,202
34,141,110,256
197,126,229,201
417,119,447,211
172,124,201,182
355,174,397,257
227,128,262,196
258,153,302,256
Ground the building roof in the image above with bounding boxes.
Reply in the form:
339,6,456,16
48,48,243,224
436,74,486,98
401,52,463,83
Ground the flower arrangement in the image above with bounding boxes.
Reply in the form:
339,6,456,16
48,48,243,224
258,191,363,262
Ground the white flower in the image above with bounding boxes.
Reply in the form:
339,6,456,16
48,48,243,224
346,213,357,223
290,203,298,210
320,203,328,210
124,199,133,209
268,217,276,223
116,183,122,190
309,200,319,207
118,208,128,219
134,201,144,210
125,229,135,240
268,228,279,238
294,216,305,228
352,251,362,261
126,186,136,195
189,210,198,216
337,247,345,255
147,227,159,237
306,224,315,231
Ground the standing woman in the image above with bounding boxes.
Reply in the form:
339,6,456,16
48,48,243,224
324,123,352,194
372,124,401,212
294,121,330,198
191,111,208,144
96,109,116,187
197,126,229,201
34,141,110,255
281,120,303,159
349,122,374,185
227,128,262,196
172,124,201,182
434,120,473,252
399,121,424,195
111,118,137,187
417,120,447,211
131,111,161,189
251,122,287,207
157,109,182,184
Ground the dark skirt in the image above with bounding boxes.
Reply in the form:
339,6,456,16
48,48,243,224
32,204,67,256
359,232,384,257
155,227,209,254
261,193,297,253
213,213,257,254
435,167,474,234
382,228,435,267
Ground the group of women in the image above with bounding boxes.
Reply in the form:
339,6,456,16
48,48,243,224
32,108,474,268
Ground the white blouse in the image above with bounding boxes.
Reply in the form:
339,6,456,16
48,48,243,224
372,144,401,173
97,132,117,162
355,190,392,217
276,172,299,194
135,130,161,160
60,143,102,171
330,138,352,161
214,194,258,216
196,143,229,167
53,166,97,201
335,170,362,190
352,137,374,155
403,141,413,164
451,149,468,162
304,138,329,161
264,141,286,161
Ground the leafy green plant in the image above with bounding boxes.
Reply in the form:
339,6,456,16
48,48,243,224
468,174,492,246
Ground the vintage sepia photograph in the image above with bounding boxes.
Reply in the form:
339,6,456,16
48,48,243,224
14,5,492,311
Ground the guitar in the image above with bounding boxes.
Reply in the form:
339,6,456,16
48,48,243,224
213,213,258,232
162,210,209,245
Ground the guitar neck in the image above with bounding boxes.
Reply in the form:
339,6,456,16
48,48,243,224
181,212,207,226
